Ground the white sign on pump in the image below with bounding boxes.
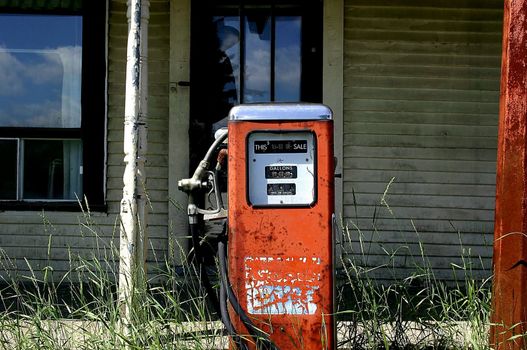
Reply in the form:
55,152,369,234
247,131,316,207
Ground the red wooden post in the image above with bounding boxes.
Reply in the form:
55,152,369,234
491,0,527,348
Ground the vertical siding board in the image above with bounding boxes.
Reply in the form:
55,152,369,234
342,0,502,281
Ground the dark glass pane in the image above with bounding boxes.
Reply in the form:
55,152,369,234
23,139,82,200
0,15,82,128
244,12,271,102
211,15,240,131
0,139,18,199
275,16,301,102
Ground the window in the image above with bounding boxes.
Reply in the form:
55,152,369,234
209,12,304,104
190,0,322,167
0,1,106,210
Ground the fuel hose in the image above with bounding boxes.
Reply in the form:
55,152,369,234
218,236,280,350
189,220,249,350
184,128,278,349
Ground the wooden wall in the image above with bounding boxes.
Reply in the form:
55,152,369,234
342,0,503,282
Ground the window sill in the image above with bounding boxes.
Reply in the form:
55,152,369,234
0,201,107,212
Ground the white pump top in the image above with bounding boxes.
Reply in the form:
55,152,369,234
228,103,333,121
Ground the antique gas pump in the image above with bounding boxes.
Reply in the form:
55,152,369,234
179,103,335,350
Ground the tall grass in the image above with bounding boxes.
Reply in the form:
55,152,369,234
336,182,493,350
0,204,224,350
0,188,501,349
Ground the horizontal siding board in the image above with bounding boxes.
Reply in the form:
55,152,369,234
107,118,167,130
347,111,499,126
340,226,493,242
345,6,503,22
106,177,168,190
349,75,500,91
345,28,501,43
343,193,495,210
344,98,499,114
345,182,495,197
108,82,168,97
344,134,498,149
345,146,498,161
348,87,499,104
0,235,166,250
107,154,168,167
107,96,169,110
107,193,168,213
346,52,501,69
344,253,492,270
343,236,493,256
343,245,492,262
343,158,496,173
343,169,496,185
344,64,500,80
107,165,167,179
342,255,492,269
336,269,491,284
1,253,166,270
108,140,168,155
108,105,168,117
0,212,116,226
343,255,491,272
344,218,494,235
346,121,498,137
348,18,502,33
348,40,501,56
0,261,169,282
0,221,168,242
107,129,168,142
343,206,493,224
109,48,169,61
348,0,503,9
108,69,170,82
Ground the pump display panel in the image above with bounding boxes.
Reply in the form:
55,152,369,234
247,131,316,206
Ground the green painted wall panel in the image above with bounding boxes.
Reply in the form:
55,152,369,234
342,0,502,281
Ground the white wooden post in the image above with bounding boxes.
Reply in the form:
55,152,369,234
119,0,150,336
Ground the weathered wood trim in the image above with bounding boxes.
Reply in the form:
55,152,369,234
168,0,191,265
324,0,345,264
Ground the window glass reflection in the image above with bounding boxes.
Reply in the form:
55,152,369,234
275,16,301,101
213,16,240,106
23,139,82,200
0,15,82,128
244,13,271,102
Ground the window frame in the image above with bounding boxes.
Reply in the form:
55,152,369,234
0,1,107,211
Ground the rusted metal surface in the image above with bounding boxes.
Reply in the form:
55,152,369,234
228,119,335,349
491,0,527,348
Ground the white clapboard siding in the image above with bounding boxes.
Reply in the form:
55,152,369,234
342,0,503,282
0,0,171,281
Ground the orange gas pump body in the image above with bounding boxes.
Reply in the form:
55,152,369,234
227,104,335,350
